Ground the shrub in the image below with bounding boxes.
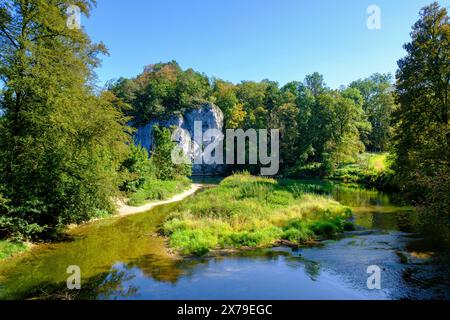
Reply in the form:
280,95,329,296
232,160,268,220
343,221,356,231
309,221,340,238
120,144,155,192
282,220,314,242
282,228,313,242
330,153,398,192
284,162,327,179
0,240,28,260
169,230,218,255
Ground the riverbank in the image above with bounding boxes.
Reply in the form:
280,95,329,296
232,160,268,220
1,177,448,300
329,153,398,191
0,184,203,261
117,183,203,216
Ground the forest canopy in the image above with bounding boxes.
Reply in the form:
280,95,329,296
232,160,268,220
109,63,395,176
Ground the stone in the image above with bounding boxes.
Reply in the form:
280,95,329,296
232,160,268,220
133,103,225,176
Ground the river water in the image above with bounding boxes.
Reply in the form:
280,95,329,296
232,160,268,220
0,180,449,300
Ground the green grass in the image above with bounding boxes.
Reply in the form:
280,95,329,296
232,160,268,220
127,177,191,207
162,173,353,255
367,153,388,172
331,153,396,191
0,241,28,260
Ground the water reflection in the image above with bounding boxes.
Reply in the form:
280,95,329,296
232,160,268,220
94,251,368,300
0,180,449,300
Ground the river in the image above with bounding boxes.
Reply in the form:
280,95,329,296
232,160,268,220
0,180,449,300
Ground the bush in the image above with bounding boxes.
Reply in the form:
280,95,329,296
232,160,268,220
222,227,283,248
284,162,328,179
120,129,193,207
309,221,340,238
0,215,45,241
330,153,398,192
120,144,155,192
282,219,314,242
343,221,356,231
170,229,218,255
0,240,28,260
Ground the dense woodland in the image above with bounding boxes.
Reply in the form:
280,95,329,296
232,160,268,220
0,1,448,243
110,63,394,176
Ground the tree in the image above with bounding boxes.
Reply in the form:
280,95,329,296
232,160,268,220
236,81,271,129
291,74,368,174
109,61,211,126
0,0,130,239
393,2,449,230
270,102,299,169
304,72,327,97
227,102,246,129
211,79,240,128
328,87,368,165
120,144,154,192
151,126,191,180
350,73,395,151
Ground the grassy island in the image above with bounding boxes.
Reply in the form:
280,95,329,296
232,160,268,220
162,174,355,255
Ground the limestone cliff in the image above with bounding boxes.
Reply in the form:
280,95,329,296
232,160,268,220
133,103,225,176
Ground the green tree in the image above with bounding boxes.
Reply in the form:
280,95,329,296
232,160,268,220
304,72,327,97
327,87,368,165
211,79,240,128
393,2,450,231
290,75,368,175
0,0,130,239
270,102,299,169
350,73,395,151
236,81,272,129
109,61,211,126
120,144,154,192
151,126,191,180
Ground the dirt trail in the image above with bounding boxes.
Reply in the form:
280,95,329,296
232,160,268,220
116,184,203,216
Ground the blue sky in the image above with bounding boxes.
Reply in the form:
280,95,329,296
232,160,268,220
83,0,449,88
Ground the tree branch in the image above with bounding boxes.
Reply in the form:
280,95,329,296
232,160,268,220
0,25,18,49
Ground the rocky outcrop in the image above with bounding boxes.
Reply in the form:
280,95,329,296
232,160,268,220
133,103,225,176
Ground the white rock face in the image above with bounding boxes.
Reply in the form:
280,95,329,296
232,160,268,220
134,103,225,176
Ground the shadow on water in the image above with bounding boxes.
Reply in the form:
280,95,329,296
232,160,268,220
0,200,185,299
0,180,449,300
